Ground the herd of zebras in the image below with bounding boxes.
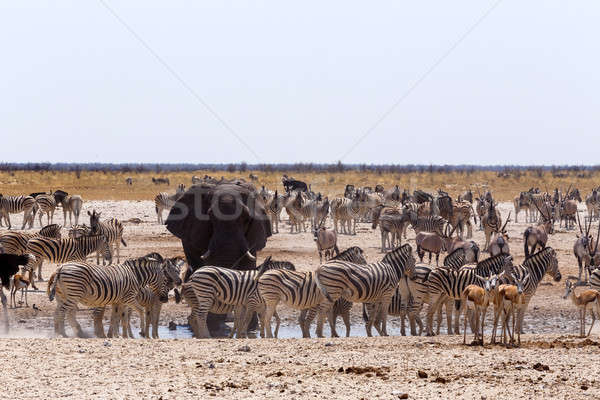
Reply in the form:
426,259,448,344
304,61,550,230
3,178,600,345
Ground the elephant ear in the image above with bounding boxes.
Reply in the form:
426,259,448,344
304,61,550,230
166,184,213,239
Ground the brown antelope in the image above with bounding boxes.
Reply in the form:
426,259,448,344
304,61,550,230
488,211,511,257
415,224,458,266
461,276,495,345
490,273,527,346
10,273,31,308
574,212,600,284
563,279,600,337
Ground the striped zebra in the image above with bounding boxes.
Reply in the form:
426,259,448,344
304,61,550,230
493,247,561,336
364,277,424,336
371,205,408,252
405,208,447,236
0,224,62,255
0,195,36,230
514,192,531,223
35,194,57,227
25,234,112,284
315,244,415,337
481,202,502,251
88,210,127,264
185,257,295,338
257,247,366,338
47,256,181,338
424,254,514,336
293,247,369,338
263,190,285,234
330,197,360,235
154,184,185,224
284,191,315,233
528,192,549,222
589,267,600,292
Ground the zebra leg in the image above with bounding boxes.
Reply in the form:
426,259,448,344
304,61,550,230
66,308,86,338
263,302,278,339
453,300,462,335
327,306,339,338
35,260,44,283
273,310,281,338
379,300,391,336
92,307,107,338
54,300,70,337
342,310,351,337
426,294,443,336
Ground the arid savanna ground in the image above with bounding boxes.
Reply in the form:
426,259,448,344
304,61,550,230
1,169,599,399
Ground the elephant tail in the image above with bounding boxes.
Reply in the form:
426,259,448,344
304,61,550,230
314,269,333,303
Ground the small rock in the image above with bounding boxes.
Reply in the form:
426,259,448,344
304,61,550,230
78,349,86,354
103,341,111,347
324,342,334,347
434,377,447,384
207,362,215,369
417,370,428,379
237,345,251,352
392,391,408,399
168,321,177,331
18,319,26,324
581,385,589,391
532,362,549,371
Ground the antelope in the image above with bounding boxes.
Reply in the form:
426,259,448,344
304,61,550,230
415,224,458,266
461,276,494,345
493,274,527,346
10,273,31,308
488,212,511,257
574,212,600,284
563,279,600,337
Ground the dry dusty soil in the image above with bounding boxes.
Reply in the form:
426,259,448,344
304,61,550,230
1,200,600,399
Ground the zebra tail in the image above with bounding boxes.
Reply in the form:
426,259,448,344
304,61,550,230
47,271,59,302
454,299,461,311
121,238,128,247
314,269,333,303
523,229,530,257
362,303,368,323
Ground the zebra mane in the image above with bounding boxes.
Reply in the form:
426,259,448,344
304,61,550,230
523,246,553,263
381,244,412,265
477,253,509,267
332,246,365,263
255,256,296,280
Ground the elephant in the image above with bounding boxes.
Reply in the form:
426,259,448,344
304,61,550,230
166,179,272,335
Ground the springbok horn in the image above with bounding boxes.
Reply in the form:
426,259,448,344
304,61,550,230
501,211,511,232
576,211,584,235
245,250,256,261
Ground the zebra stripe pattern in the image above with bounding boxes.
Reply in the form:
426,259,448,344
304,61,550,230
35,194,57,227
0,195,35,230
257,247,366,338
330,197,360,235
89,210,127,264
154,184,185,224
26,235,112,283
405,209,447,236
47,257,181,338
185,258,295,338
315,244,415,337
0,224,62,255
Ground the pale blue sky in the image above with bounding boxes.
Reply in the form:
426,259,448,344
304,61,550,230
2,1,599,164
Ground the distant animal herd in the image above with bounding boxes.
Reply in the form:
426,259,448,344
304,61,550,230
1,175,600,346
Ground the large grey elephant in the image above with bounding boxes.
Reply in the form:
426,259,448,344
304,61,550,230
165,180,272,334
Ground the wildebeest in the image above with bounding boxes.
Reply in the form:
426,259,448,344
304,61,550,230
282,175,308,193
152,177,170,185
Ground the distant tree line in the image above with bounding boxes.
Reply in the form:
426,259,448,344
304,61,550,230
0,162,599,175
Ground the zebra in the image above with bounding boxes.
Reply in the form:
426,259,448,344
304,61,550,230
35,194,57,227
513,192,531,223
371,205,408,252
330,197,360,235
184,257,295,338
0,224,62,255
263,190,285,234
125,177,133,185
315,244,415,337
495,247,561,336
25,234,112,284
257,247,366,338
481,202,502,251
154,184,186,224
88,210,127,264
98,255,186,338
363,278,424,336
586,189,600,221
404,208,447,236
47,256,181,338
0,195,36,230
284,191,316,233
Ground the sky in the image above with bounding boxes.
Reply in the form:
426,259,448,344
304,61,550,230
2,1,599,165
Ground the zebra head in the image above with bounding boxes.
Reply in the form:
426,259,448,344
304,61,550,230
156,258,183,303
88,210,102,234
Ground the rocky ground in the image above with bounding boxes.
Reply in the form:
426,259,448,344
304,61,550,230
0,200,598,399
